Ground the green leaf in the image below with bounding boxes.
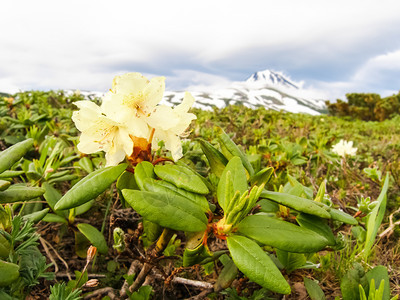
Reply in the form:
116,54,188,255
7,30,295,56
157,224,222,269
250,167,274,186
217,127,254,176
0,260,19,287
260,190,331,219
143,178,210,212
142,219,163,243
117,170,139,191
296,213,336,246
0,170,25,178
22,208,49,223
54,163,127,210
0,180,10,191
341,263,368,300
134,161,155,191
304,277,326,300
74,200,95,216
77,223,108,254
0,185,45,203
43,182,68,218
364,173,390,260
276,249,307,273
365,265,390,300
214,255,238,291
324,205,358,225
238,214,329,252
226,235,290,294
42,213,68,224
122,190,207,232
154,164,209,195
183,230,210,267
48,174,79,184
130,285,153,300
0,234,10,259
198,138,228,177
258,199,279,213
0,138,33,174
78,156,94,173
217,157,248,212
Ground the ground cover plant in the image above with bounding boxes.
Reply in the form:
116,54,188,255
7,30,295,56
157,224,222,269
0,75,399,299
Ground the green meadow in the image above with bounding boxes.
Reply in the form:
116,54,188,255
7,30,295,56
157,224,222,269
0,91,399,299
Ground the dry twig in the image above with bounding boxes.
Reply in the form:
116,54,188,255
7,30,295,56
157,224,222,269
379,207,400,239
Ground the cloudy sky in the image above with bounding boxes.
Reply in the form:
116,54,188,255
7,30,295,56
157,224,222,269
1,0,400,100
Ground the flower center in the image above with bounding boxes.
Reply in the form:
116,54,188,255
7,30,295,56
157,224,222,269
94,120,118,147
122,92,147,116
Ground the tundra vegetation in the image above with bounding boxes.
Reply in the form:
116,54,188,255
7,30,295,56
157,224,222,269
0,76,399,300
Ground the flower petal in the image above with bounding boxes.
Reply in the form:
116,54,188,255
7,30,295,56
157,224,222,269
143,76,165,109
112,73,150,95
174,92,195,114
147,105,179,131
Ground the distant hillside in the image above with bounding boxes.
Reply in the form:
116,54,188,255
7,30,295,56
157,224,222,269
163,69,327,115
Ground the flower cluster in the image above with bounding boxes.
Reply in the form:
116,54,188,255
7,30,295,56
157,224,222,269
72,73,196,166
331,139,357,157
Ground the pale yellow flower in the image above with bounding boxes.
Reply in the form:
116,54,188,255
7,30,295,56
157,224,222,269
72,101,135,166
72,73,196,165
101,72,165,127
331,139,357,157
147,92,196,161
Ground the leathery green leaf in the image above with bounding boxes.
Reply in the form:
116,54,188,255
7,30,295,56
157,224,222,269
143,178,210,212
117,170,139,191
216,127,254,176
313,201,358,225
0,234,10,259
134,161,155,191
227,235,290,294
77,223,108,254
0,170,25,179
122,190,207,232
260,190,330,219
296,213,336,246
43,182,68,218
217,157,248,212
214,255,238,291
154,164,209,195
238,214,329,252
304,278,326,300
0,260,20,287
250,167,274,186
42,213,68,224
183,231,211,267
0,185,45,203
22,208,49,223
54,163,127,210
0,180,10,191
198,138,228,177
0,138,33,174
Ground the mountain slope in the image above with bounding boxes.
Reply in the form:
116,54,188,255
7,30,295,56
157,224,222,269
163,70,327,115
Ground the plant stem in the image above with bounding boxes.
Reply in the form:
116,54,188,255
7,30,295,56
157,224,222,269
127,228,174,294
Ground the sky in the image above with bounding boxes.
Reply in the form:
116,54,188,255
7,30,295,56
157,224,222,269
1,0,400,101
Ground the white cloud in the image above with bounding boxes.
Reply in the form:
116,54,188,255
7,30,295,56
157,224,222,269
0,0,400,99
352,49,400,84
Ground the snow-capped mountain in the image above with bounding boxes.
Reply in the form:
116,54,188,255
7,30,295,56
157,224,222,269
163,70,327,115
246,70,299,89
63,69,327,115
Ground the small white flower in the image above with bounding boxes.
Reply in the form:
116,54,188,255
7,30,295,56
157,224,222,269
331,139,357,157
147,92,197,161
